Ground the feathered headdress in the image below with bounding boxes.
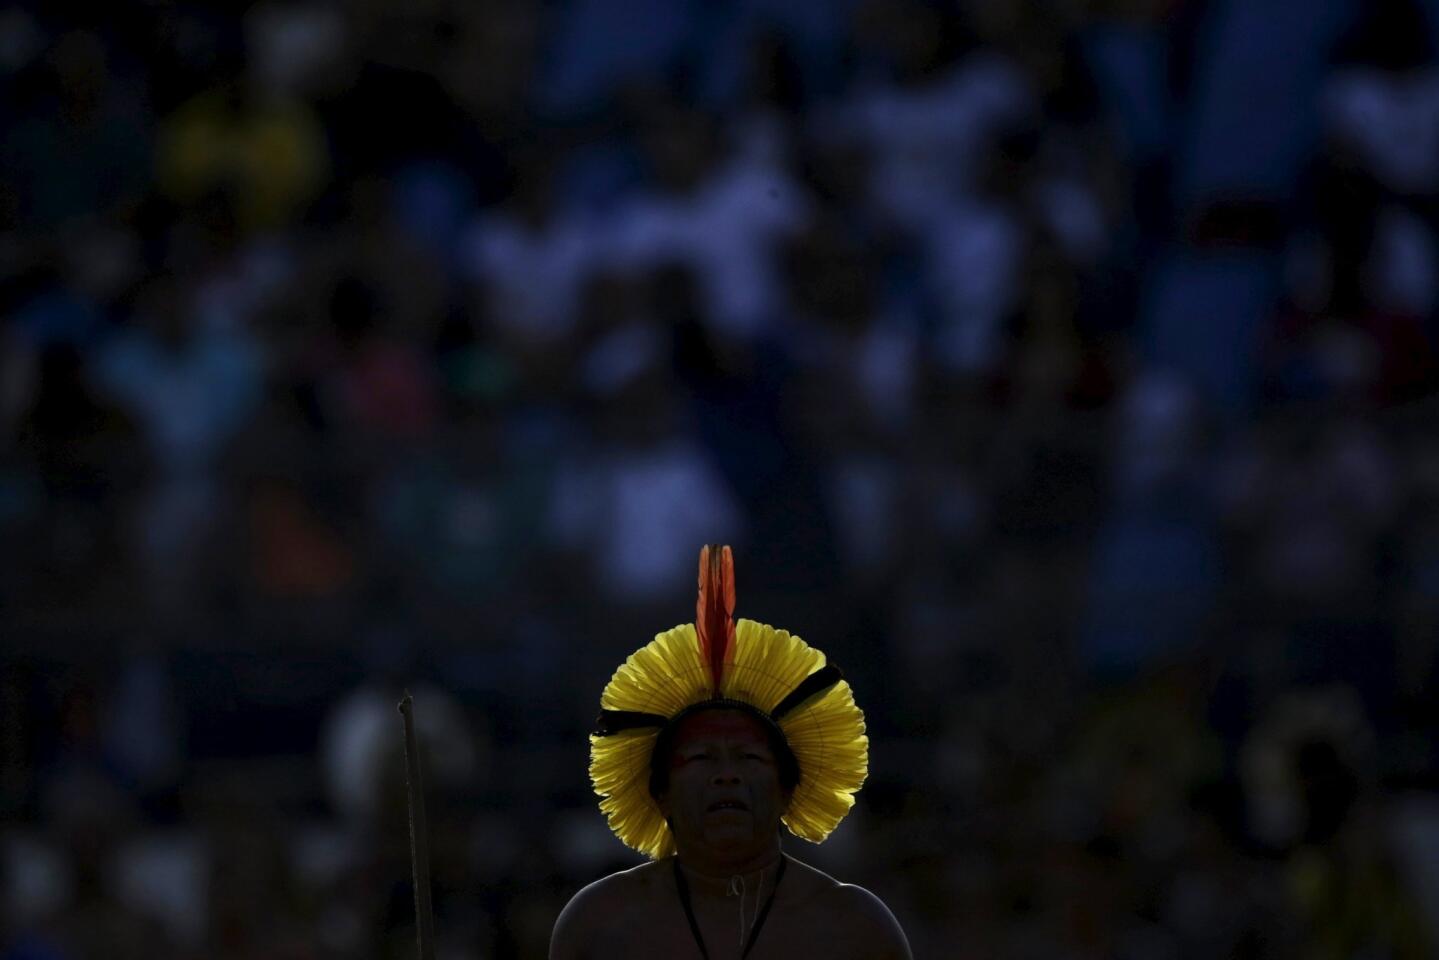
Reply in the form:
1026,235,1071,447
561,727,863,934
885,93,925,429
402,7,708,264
589,545,869,859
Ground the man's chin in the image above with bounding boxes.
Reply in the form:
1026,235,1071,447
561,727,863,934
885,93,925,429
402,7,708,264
697,824,772,855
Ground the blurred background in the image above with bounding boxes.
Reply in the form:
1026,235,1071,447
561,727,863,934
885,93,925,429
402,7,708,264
3,0,1439,956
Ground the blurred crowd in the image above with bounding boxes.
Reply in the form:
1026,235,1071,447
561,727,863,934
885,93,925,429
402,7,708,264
4,0,1439,957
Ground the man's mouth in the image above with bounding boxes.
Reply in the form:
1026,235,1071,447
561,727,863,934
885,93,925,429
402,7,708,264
706,800,749,812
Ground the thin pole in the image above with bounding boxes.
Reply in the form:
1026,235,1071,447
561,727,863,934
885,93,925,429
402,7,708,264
398,690,436,960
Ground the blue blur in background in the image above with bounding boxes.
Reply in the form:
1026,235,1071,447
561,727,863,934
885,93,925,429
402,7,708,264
3,0,1439,957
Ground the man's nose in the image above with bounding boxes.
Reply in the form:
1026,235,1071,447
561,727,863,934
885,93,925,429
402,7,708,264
710,760,742,784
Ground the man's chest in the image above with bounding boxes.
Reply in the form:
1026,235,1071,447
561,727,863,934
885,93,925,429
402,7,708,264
586,904,859,960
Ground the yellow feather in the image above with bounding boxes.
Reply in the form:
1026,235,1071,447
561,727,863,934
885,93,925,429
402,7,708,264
589,619,868,859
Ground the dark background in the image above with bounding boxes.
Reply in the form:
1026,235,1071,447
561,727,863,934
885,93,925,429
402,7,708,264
3,0,1439,957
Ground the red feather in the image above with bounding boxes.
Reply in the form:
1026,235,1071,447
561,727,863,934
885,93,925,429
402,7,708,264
695,544,736,695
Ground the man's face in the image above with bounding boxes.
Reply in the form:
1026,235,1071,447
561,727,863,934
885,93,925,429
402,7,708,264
658,710,790,858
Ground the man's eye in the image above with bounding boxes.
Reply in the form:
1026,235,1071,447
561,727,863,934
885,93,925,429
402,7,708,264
743,753,769,761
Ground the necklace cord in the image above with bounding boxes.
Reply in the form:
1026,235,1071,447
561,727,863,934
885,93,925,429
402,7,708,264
733,874,746,954
673,856,788,960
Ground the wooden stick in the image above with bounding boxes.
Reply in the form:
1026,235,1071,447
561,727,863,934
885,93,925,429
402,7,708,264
398,690,436,960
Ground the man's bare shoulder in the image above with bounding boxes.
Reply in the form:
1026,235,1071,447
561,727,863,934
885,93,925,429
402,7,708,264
783,859,913,960
549,861,668,960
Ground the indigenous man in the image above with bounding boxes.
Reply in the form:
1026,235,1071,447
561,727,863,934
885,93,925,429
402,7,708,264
551,545,912,959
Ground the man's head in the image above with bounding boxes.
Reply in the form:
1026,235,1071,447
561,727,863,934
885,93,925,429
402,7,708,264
588,547,868,860
649,706,799,860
